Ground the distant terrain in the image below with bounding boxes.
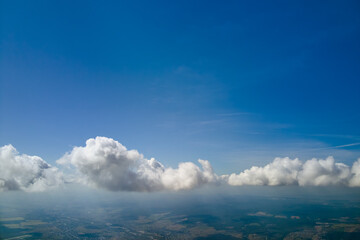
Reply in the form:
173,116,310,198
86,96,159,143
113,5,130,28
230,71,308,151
1,187,360,239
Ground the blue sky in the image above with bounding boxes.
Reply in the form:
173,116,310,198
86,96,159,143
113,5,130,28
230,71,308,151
1,0,360,173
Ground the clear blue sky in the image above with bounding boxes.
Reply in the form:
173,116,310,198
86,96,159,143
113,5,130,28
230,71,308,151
1,0,360,173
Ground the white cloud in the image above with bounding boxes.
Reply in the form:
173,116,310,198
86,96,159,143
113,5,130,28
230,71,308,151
0,145,63,192
57,137,218,191
226,157,302,186
225,156,360,187
298,157,350,186
2,136,360,192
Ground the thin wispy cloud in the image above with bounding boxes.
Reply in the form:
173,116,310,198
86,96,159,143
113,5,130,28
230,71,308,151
285,142,360,156
321,142,360,149
217,112,253,117
192,119,228,126
309,133,360,140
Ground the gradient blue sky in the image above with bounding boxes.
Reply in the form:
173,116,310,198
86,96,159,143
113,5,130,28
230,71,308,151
1,0,360,173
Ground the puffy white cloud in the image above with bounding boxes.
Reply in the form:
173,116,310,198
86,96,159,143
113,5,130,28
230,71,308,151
298,157,350,186
226,157,302,186
225,156,358,187
54,138,360,190
57,137,218,191
2,137,360,192
161,159,218,191
0,145,63,192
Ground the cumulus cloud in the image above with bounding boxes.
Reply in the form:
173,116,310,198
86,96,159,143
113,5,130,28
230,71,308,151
298,157,350,186
0,145,63,192
56,137,218,191
226,157,302,186
225,156,360,187
2,136,360,192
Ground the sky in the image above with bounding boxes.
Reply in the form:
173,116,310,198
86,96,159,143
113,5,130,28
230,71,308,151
1,0,360,177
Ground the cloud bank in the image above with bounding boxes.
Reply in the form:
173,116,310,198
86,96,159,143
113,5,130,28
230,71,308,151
0,145,63,192
225,156,359,187
1,136,360,192
56,137,218,191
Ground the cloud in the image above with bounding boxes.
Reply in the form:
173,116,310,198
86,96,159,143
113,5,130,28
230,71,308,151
298,157,350,186
225,156,360,187
226,157,302,186
57,137,218,192
349,159,360,187
248,211,273,217
2,136,360,192
0,145,63,192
